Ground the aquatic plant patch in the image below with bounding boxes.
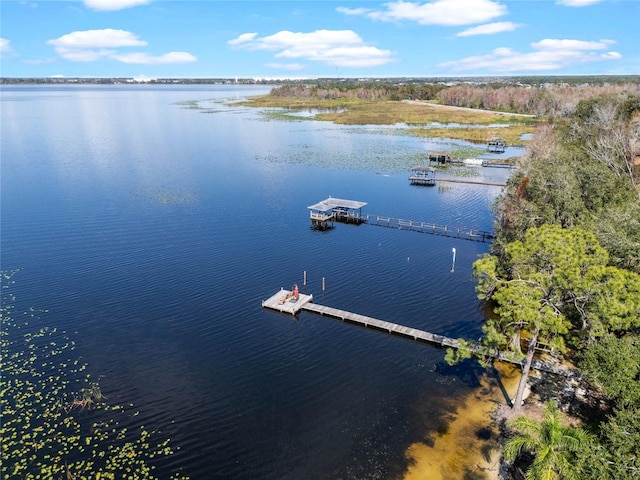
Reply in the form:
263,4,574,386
0,271,189,479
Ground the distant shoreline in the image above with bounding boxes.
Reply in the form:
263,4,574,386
2,74,639,86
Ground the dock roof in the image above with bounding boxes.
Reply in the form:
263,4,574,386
308,197,367,212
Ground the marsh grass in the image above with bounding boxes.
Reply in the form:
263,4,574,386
237,96,538,145
412,124,533,146
0,271,189,479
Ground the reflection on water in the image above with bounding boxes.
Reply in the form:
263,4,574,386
1,85,513,479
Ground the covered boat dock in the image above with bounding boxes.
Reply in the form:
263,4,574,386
409,166,437,186
308,197,368,229
487,137,506,153
428,151,452,164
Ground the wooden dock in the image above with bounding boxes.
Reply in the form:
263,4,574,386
307,196,496,242
437,178,506,187
409,166,437,186
261,288,314,315
365,214,495,242
262,290,576,377
308,197,367,229
303,303,461,349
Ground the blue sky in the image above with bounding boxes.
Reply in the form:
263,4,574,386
1,0,638,79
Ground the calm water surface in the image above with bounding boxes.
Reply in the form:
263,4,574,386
1,85,513,479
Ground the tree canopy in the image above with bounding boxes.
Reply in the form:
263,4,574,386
480,84,640,479
470,225,638,409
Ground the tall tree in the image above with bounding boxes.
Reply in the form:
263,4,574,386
474,225,607,410
448,225,640,411
504,400,591,480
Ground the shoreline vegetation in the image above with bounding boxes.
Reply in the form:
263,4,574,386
239,80,640,480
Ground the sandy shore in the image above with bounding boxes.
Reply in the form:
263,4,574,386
403,363,522,480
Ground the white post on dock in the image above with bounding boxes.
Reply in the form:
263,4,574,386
451,247,456,273
322,277,326,291
303,270,307,286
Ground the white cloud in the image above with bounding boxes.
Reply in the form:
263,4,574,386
340,0,508,26
531,38,615,51
52,47,116,62
556,0,602,6
48,29,147,49
47,29,196,65
112,52,197,64
439,38,620,72
336,7,373,16
84,0,150,11
228,33,258,46
229,29,395,68
456,21,520,37
0,37,14,59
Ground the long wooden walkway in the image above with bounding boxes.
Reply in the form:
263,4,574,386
303,303,461,349
262,289,576,377
437,178,506,187
363,214,495,243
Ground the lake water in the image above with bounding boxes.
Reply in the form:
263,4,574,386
1,85,513,479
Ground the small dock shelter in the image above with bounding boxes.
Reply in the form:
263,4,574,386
409,166,437,186
428,151,452,165
308,197,367,228
487,137,506,153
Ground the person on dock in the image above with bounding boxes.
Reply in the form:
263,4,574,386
293,284,299,300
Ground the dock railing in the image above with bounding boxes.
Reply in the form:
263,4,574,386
363,214,495,242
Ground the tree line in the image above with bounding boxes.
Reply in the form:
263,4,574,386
269,80,640,119
450,87,640,479
269,82,449,101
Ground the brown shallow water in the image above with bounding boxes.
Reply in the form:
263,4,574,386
403,362,521,480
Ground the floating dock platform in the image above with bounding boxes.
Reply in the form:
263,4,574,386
261,288,313,315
